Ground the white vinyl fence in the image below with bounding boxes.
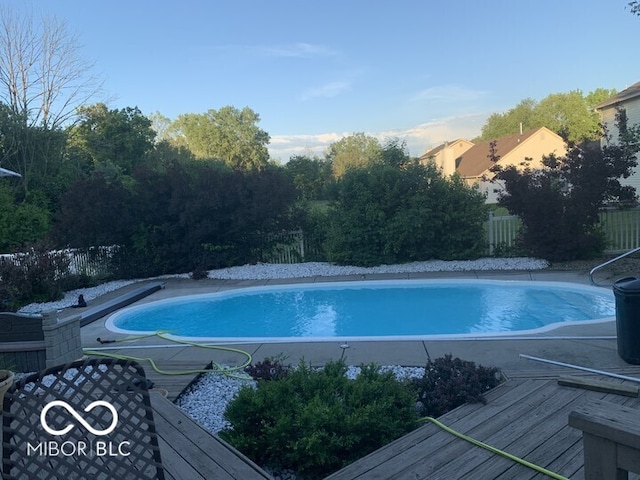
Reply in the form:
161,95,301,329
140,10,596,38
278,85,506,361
486,212,522,256
486,208,640,255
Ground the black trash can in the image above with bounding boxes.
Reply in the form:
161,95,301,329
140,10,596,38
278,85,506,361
613,277,640,364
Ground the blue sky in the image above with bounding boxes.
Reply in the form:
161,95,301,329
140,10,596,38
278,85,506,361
4,0,640,161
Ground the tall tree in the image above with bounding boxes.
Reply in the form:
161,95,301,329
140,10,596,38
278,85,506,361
0,6,100,194
172,106,270,170
381,138,411,167
477,98,538,141
0,6,100,130
477,89,617,143
629,1,640,16
284,154,333,200
326,132,382,178
65,103,156,176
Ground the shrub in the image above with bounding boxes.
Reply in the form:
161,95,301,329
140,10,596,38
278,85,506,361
412,354,502,418
491,111,640,261
244,355,290,381
221,360,418,479
190,266,209,280
324,161,488,266
0,244,71,311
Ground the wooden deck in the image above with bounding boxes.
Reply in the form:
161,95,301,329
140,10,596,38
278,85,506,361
150,392,272,480
326,375,640,480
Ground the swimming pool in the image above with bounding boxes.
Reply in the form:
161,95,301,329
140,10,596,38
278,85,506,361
106,279,615,341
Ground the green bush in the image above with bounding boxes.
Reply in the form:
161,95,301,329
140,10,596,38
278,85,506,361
221,360,418,479
0,244,71,311
412,354,502,418
324,161,488,266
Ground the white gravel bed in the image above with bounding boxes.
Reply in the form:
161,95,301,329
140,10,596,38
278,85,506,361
18,279,138,314
207,258,549,280
175,365,426,435
17,258,548,314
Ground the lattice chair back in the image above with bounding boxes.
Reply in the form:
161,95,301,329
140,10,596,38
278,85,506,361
2,358,165,480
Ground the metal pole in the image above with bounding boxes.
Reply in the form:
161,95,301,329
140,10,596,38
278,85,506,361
519,354,640,384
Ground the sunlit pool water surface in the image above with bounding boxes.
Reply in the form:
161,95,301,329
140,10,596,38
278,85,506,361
106,280,615,341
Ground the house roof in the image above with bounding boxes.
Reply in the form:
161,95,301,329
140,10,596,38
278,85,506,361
456,128,547,178
420,139,463,159
595,81,640,110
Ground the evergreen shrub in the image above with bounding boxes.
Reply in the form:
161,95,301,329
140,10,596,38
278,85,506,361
221,360,418,479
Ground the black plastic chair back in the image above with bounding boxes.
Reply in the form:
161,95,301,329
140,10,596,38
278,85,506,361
2,358,165,479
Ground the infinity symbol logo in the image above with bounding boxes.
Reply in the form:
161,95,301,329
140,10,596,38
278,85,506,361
40,400,118,436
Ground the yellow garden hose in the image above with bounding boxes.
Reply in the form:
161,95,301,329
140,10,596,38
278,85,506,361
83,331,254,380
418,416,569,480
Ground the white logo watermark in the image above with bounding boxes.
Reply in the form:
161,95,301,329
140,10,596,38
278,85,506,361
40,400,118,436
27,400,130,457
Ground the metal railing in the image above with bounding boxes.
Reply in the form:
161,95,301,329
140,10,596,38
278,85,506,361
589,246,640,285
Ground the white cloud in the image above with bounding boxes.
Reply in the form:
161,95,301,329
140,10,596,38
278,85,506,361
412,85,487,103
269,132,348,161
300,81,351,101
378,114,486,155
268,114,487,162
260,42,338,58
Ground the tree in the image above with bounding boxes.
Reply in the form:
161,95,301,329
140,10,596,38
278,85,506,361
0,6,100,129
284,154,333,200
491,110,640,261
327,132,382,178
629,1,640,16
0,182,50,252
148,111,173,143
172,106,270,170
65,103,156,176
477,89,617,143
0,6,100,194
0,102,67,200
52,173,135,248
477,98,538,141
381,138,411,167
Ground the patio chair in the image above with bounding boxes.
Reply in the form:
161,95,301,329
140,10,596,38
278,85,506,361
2,358,165,480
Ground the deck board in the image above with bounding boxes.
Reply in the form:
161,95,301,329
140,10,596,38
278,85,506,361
327,370,640,480
150,392,272,480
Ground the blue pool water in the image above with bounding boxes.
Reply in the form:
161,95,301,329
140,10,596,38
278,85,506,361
106,280,615,340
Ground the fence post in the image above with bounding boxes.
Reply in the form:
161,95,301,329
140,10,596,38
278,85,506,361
488,211,495,256
299,230,305,261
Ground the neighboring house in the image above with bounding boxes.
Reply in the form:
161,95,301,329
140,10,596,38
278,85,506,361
419,127,566,203
595,81,640,192
419,139,474,177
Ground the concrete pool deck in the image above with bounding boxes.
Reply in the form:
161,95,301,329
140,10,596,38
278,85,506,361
74,268,639,399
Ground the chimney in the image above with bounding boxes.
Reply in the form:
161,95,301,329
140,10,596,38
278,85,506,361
519,122,523,135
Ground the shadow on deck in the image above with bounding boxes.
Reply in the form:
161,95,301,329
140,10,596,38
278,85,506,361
326,372,640,480
150,392,272,480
